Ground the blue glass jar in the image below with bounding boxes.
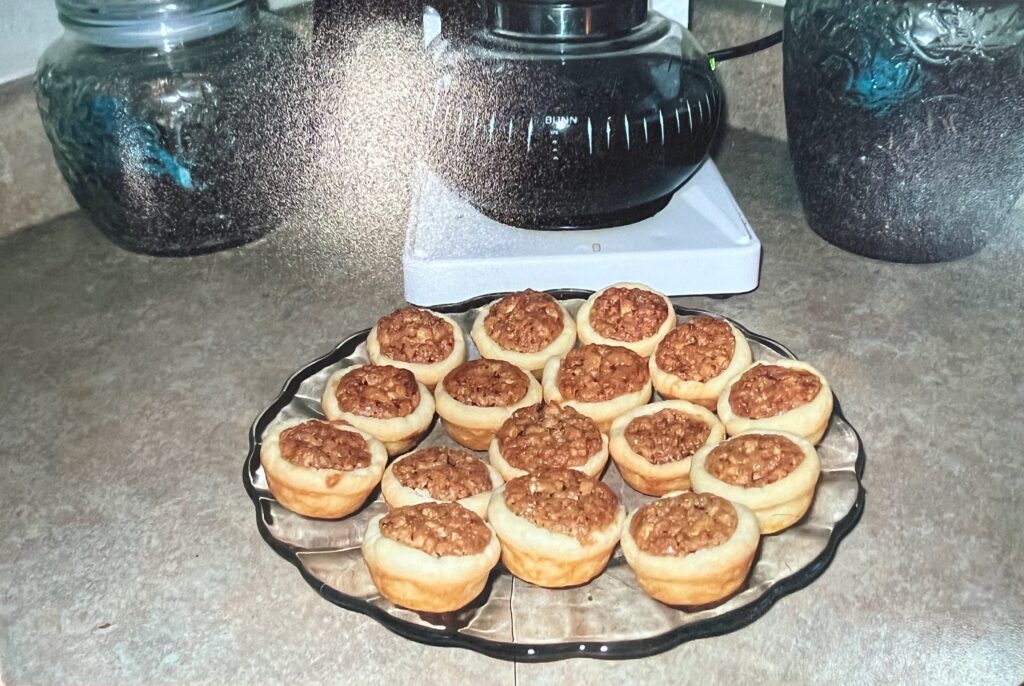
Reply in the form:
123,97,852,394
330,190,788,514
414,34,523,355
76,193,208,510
35,0,303,256
784,0,1024,262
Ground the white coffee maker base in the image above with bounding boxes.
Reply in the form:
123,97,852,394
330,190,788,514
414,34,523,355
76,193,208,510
402,159,761,305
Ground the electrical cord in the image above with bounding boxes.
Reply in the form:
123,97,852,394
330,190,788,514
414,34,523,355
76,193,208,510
707,29,783,67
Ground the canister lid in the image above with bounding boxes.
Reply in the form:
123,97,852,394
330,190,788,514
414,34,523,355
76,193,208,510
56,0,250,48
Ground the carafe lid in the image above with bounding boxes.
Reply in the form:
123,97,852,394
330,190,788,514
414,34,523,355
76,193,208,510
487,0,648,40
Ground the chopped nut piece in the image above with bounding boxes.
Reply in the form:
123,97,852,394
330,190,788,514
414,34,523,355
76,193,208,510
630,492,738,556
556,344,649,403
377,307,455,364
706,434,804,487
279,420,371,471
729,365,822,419
496,402,603,470
392,448,492,501
485,290,564,353
590,287,669,342
655,316,736,382
379,502,492,557
444,359,530,407
624,409,711,465
503,467,619,542
336,365,420,419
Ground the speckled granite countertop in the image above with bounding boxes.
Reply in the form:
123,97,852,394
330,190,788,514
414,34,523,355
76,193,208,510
1,131,1022,685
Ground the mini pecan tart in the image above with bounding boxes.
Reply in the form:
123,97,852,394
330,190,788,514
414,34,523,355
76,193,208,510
621,491,760,606
717,360,834,444
260,418,387,519
380,447,503,519
608,400,725,496
541,343,653,432
575,283,676,357
690,430,820,534
488,402,609,481
650,315,753,410
471,289,577,377
487,467,625,588
366,306,467,389
434,359,543,450
362,502,501,613
321,364,435,456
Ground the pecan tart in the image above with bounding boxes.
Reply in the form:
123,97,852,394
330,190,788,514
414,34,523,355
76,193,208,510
321,364,435,456
650,315,752,410
691,430,820,534
608,400,725,496
718,360,833,443
488,402,609,481
541,343,653,432
487,467,625,588
575,283,676,357
380,447,503,519
434,358,543,450
471,289,577,377
362,502,501,612
621,491,760,606
366,306,467,389
260,418,387,519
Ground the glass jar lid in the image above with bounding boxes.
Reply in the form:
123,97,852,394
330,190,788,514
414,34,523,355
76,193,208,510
56,0,250,49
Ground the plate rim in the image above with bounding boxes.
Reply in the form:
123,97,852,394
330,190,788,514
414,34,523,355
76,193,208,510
243,288,866,662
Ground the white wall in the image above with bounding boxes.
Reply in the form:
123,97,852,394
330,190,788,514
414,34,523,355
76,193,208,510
0,0,64,83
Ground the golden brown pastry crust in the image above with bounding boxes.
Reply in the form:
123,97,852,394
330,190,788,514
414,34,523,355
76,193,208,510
620,491,760,606
717,360,834,444
380,451,503,520
690,430,820,533
541,353,652,433
487,402,609,480
434,361,543,451
321,365,435,456
608,400,725,496
361,507,501,612
487,476,625,588
650,317,752,410
260,419,387,519
576,283,676,357
366,309,467,390
471,293,577,377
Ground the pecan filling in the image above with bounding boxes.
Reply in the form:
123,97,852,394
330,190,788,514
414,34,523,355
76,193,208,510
589,287,669,342
556,344,649,403
706,434,805,487
278,420,371,471
443,359,530,407
336,365,420,419
484,289,565,353
376,307,455,365
496,402,603,470
502,467,619,542
729,365,822,419
379,502,491,557
392,448,493,501
630,492,738,557
624,409,711,465
655,316,736,383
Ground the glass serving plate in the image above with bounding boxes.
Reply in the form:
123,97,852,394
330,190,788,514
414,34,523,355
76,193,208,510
243,290,866,662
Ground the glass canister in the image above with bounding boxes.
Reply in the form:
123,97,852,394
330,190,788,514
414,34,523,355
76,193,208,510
784,0,1024,263
35,0,304,256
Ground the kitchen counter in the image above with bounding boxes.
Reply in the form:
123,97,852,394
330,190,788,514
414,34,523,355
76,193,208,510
1,130,1022,685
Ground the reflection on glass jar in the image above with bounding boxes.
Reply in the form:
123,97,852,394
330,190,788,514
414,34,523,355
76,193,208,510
35,0,304,256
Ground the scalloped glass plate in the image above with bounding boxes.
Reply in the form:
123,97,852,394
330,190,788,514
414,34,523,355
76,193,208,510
243,290,865,662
